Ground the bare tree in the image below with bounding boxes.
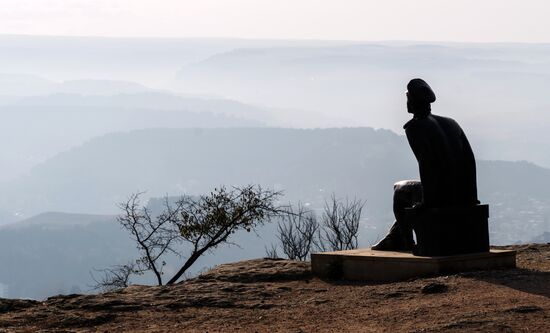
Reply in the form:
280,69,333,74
90,262,137,292
277,202,319,261
318,194,365,251
101,185,283,288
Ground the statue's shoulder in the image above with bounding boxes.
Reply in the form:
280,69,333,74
403,118,416,130
404,114,448,133
432,114,455,123
432,114,462,129
403,116,431,131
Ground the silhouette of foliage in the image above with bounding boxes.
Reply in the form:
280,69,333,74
166,185,284,284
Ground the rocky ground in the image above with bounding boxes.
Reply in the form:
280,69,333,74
0,244,549,332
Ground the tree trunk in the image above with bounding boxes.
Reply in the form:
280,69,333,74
166,251,203,284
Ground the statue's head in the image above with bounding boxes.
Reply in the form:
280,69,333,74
406,78,436,116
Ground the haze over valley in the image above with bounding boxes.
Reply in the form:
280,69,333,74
0,35,549,298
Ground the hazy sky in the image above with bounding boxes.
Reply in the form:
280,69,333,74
0,0,548,42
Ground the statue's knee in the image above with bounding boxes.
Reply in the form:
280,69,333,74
393,180,423,211
393,180,422,191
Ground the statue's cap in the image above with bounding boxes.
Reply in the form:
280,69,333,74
407,78,436,104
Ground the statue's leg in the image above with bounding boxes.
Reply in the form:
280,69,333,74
372,180,422,251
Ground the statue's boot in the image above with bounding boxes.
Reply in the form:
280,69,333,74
371,220,414,251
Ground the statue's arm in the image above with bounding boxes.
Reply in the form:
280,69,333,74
405,126,435,205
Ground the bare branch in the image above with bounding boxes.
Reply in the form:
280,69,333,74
116,192,181,285
318,194,365,251
264,243,280,259
277,202,319,261
89,262,138,292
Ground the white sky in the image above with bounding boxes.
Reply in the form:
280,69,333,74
0,0,549,42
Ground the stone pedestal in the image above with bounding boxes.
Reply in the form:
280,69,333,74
311,248,516,281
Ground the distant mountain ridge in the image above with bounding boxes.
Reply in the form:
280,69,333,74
0,212,133,299
1,211,115,229
1,127,548,244
0,74,152,96
173,42,550,168
0,89,274,181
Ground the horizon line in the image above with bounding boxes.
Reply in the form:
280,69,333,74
1,33,550,46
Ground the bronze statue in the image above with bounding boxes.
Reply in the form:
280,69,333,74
373,78,481,252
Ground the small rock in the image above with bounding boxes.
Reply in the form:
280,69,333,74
421,282,449,294
313,299,330,305
507,305,543,313
253,303,275,309
384,292,403,299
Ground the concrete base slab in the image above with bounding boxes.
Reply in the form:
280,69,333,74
311,248,516,281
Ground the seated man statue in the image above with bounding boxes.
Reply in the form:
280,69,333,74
373,78,480,252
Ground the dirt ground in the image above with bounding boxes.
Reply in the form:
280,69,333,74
0,244,548,332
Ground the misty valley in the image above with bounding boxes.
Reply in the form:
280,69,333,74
0,36,549,299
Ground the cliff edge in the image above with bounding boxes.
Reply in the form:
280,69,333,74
0,244,548,332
